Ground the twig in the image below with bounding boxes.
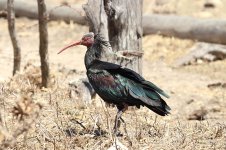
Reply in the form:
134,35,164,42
71,119,86,130
119,50,144,57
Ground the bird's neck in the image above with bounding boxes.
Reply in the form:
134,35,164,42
84,43,102,69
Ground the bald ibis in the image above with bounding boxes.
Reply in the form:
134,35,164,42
58,32,170,133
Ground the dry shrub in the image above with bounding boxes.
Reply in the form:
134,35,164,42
12,94,42,121
8,62,57,92
0,91,42,149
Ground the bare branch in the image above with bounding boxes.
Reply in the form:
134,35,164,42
37,0,49,87
7,0,21,76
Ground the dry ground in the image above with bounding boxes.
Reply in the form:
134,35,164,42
0,0,226,149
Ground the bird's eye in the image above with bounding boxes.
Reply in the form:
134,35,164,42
83,37,89,41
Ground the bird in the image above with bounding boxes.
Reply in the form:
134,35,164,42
58,32,171,134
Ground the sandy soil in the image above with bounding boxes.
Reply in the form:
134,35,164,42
0,0,225,149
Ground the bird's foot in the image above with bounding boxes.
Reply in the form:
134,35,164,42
113,129,123,137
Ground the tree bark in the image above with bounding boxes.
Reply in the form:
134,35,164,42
7,0,21,76
84,0,143,73
37,0,49,87
105,0,143,73
83,0,108,40
83,0,116,65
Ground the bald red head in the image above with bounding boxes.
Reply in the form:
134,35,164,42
58,32,94,54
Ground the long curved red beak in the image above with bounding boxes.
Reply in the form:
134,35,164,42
57,41,82,54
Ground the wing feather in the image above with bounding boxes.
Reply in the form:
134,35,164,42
91,60,169,98
89,60,171,115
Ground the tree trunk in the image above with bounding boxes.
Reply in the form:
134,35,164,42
83,0,109,40
7,0,21,76
37,0,49,87
84,0,143,73
83,0,116,67
105,0,143,73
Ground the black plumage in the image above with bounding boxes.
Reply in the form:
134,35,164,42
87,59,170,116
58,32,171,133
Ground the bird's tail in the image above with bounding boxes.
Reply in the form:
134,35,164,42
126,77,171,116
141,81,171,116
145,98,171,116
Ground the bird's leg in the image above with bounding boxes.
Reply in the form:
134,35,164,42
113,109,123,136
113,104,128,136
119,116,132,146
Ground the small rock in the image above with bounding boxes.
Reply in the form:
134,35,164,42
108,139,128,150
204,2,215,8
186,99,194,104
69,78,96,108
204,0,222,8
188,108,208,120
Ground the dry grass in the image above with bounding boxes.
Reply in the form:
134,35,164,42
0,64,225,150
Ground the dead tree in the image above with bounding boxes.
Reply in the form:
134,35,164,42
105,0,143,73
37,0,49,87
84,0,143,73
7,0,21,75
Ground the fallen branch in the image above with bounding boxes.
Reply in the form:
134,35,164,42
175,42,226,66
0,0,87,25
207,82,226,89
143,14,226,45
1,0,226,44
